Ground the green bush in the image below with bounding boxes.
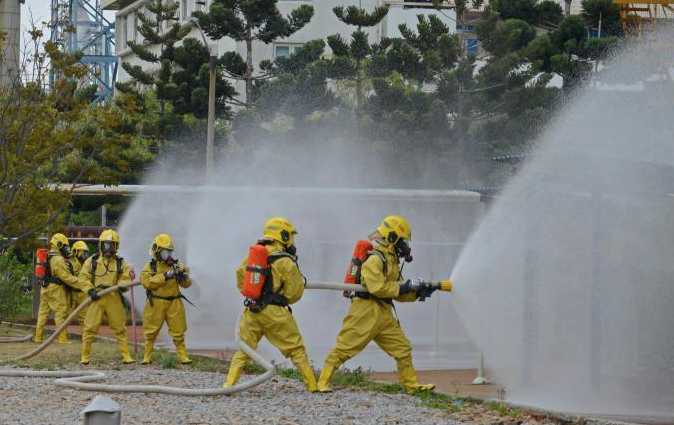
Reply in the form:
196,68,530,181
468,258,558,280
0,251,32,320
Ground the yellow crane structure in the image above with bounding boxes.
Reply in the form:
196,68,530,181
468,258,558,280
613,0,674,32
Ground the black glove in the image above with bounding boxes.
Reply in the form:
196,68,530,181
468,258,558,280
398,279,422,295
416,285,437,302
164,269,175,280
88,289,100,301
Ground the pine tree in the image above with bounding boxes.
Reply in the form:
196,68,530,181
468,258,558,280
192,0,314,108
326,5,389,115
117,0,236,145
117,0,188,144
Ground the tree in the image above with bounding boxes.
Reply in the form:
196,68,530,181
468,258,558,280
326,4,389,114
581,0,622,36
193,0,314,108
118,0,235,145
0,35,152,251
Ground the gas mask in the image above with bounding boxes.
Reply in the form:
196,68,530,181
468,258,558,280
285,244,297,256
79,251,89,262
395,238,413,263
60,245,71,258
159,249,175,265
101,242,116,258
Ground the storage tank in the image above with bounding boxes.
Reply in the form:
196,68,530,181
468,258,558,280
0,0,20,86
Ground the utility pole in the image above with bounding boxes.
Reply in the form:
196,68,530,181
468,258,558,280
191,17,216,179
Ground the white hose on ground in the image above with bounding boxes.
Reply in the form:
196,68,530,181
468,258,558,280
0,280,369,396
0,334,32,343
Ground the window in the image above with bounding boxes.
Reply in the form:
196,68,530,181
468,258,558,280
133,13,139,43
466,38,478,54
120,16,128,49
274,44,303,58
456,24,475,31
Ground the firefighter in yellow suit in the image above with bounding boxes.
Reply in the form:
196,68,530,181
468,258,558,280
34,234,91,344
223,217,318,392
140,233,193,365
317,215,436,394
79,229,134,364
66,241,91,328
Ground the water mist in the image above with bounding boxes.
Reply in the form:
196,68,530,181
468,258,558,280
451,34,674,418
118,128,484,371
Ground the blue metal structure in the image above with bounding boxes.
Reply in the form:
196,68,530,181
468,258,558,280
51,0,117,102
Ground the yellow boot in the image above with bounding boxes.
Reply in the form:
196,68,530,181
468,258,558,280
119,341,134,364
296,360,318,392
175,342,192,365
397,363,435,394
57,329,69,345
34,327,44,344
223,364,244,388
80,342,92,365
141,341,154,365
317,363,336,393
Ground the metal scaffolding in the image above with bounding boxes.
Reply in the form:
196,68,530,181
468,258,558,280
50,0,117,102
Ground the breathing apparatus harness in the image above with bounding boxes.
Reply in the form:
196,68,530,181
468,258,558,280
243,240,299,313
87,253,133,310
146,259,195,308
43,255,74,287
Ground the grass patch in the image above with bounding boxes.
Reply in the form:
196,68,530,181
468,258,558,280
487,401,523,418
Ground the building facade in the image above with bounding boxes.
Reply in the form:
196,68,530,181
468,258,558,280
103,0,460,84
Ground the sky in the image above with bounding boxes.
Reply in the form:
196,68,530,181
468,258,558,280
20,0,115,49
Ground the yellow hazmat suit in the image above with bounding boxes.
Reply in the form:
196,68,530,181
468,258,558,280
79,234,133,364
224,221,317,392
35,251,90,343
140,257,192,365
66,255,89,328
318,216,435,394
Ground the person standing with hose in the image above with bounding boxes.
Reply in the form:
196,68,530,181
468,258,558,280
66,241,91,328
317,215,441,394
140,233,193,365
34,234,91,344
224,217,318,392
79,229,134,365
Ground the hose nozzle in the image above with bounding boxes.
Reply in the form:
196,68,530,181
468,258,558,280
430,279,452,292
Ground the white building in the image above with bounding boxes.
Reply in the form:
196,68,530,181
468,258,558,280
102,0,459,84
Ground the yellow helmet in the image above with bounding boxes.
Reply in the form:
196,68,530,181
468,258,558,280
72,241,89,256
151,233,174,258
376,215,412,245
263,217,297,246
49,233,70,252
99,229,120,256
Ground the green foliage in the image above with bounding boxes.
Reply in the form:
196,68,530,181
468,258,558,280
324,5,389,113
333,5,389,28
118,0,235,147
0,251,32,320
536,1,564,26
582,0,623,36
477,14,537,56
154,348,178,369
492,0,540,24
193,0,314,107
0,38,152,252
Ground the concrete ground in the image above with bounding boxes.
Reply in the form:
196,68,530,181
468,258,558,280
370,369,499,401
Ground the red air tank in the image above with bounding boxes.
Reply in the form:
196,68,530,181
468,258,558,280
242,244,269,299
34,248,49,279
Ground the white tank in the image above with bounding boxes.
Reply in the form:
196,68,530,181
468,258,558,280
0,0,21,86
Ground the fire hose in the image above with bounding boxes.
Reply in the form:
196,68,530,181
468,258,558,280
0,279,451,396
